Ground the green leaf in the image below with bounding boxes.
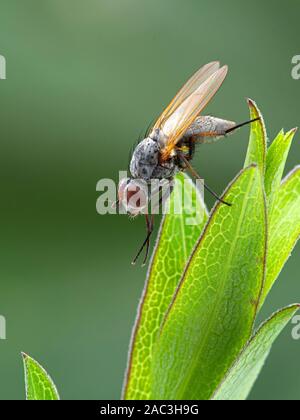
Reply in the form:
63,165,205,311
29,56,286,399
244,99,267,177
150,165,267,400
265,128,297,207
260,167,300,306
22,353,60,400
123,173,208,400
212,304,299,400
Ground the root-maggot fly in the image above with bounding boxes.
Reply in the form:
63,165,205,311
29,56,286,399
117,62,259,265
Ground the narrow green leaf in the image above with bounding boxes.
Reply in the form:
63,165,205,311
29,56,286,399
151,165,267,400
212,304,299,400
244,99,267,177
265,128,297,207
123,173,208,400
22,353,60,400
260,167,300,307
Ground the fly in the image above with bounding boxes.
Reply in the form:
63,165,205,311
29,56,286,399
117,62,260,265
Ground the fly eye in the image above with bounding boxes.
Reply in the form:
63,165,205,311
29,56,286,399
118,179,148,215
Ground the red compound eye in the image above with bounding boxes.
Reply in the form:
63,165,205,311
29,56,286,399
118,178,148,215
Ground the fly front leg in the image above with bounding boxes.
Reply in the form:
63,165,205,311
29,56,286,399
132,214,155,266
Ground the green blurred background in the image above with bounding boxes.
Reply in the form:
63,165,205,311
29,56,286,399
0,0,299,400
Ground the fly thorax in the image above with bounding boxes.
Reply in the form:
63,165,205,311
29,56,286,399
130,138,160,181
150,128,168,147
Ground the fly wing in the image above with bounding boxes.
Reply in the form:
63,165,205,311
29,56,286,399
152,62,220,133
159,65,228,160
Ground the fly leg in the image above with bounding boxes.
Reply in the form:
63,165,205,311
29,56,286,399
179,154,232,207
132,214,154,266
187,137,196,161
142,215,155,266
132,181,173,266
225,117,260,135
183,116,261,145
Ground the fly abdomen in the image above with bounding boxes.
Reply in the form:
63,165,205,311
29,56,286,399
184,116,236,144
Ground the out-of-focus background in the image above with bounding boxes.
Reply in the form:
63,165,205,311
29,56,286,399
0,0,299,400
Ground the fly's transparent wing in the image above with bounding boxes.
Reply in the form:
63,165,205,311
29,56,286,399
160,66,228,160
153,62,220,133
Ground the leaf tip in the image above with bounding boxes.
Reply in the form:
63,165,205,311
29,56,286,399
289,127,298,136
247,98,260,115
246,98,261,113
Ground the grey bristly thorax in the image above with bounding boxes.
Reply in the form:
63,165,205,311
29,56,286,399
129,116,237,182
129,130,178,182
